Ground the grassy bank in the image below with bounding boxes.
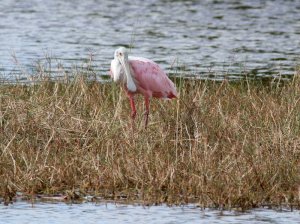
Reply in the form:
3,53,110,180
1,71,300,209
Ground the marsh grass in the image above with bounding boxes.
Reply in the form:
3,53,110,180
1,69,300,209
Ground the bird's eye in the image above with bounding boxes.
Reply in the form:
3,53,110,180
119,52,123,56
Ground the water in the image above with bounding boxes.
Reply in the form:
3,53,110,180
1,201,300,224
0,0,299,81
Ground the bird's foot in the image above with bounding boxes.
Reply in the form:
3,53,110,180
144,111,149,129
130,111,137,131
131,111,137,119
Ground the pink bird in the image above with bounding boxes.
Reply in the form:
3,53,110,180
110,47,177,128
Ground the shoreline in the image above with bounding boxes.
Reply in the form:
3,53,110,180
2,192,299,212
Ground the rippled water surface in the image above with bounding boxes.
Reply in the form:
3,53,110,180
1,202,300,224
0,0,299,80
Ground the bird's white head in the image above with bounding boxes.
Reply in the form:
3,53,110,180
114,47,136,92
114,47,128,60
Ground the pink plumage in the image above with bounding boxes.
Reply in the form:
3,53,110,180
110,47,177,128
128,57,177,99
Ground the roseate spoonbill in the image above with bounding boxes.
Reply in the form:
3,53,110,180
110,47,177,128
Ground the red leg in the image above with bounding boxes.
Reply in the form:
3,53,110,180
129,96,137,131
129,95,137,120
144,97,150,128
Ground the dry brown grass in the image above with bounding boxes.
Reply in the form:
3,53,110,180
1,70,300,209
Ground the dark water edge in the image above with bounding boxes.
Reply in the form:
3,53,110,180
1,60,298,86
1,199,300,224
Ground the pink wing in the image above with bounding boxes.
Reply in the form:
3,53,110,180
129,57,177,99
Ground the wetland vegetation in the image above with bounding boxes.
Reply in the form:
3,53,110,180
1,67,300,210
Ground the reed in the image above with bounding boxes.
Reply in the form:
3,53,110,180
1,69,300,209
